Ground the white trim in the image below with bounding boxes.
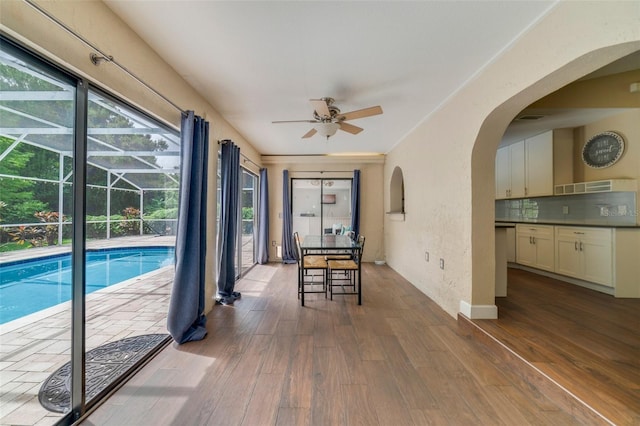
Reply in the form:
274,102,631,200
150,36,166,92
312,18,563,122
386,212,405,222
459,300,498,319
261,154,385,164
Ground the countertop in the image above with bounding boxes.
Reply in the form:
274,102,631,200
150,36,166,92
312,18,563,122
495,220,640,229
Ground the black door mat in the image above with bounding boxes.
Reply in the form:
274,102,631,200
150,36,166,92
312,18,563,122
38,333,169,413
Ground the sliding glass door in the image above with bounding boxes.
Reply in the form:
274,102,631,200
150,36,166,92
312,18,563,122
238,168,257,276
0,36,178,424
0,38,76,425
291,178,352,237
216,159,259,279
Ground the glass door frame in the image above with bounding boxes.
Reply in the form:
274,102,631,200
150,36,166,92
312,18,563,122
290,177,353,237
236,167,258,278
0,35,177,424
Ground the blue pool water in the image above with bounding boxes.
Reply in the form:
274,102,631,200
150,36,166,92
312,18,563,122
0,247,174,324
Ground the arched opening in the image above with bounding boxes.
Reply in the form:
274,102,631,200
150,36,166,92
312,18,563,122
389,166,405,214
470,43,640,317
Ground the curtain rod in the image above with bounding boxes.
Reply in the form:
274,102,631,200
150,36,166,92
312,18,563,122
242,155,260,169
24,0,186,115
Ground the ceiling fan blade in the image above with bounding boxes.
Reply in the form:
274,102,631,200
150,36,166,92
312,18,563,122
272,120,317,124
339,122,363,135
302,128,317,139
338,105,383,121
310,99,331,118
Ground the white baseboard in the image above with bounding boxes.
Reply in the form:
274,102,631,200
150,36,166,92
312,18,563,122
459,301,498,319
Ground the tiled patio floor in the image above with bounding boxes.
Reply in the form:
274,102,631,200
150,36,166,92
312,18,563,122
0,236,175,426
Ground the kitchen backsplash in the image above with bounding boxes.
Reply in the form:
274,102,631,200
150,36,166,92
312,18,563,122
495,191,637,226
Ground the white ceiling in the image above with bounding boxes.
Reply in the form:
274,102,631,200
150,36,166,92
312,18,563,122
104,1,577,156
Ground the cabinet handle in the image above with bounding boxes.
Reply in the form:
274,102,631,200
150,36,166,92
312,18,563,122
525,187,528,196
579,242,583,252
529,236,532,244
575,241,578,251
532,237,536,245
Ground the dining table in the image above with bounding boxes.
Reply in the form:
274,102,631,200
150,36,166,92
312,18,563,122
299,234,363,305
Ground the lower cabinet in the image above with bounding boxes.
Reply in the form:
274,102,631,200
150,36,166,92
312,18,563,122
555,227,613,287
515,224,554,272
511,224,637,297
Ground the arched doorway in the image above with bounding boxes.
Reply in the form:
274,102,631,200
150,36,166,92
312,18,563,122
469,43,640,317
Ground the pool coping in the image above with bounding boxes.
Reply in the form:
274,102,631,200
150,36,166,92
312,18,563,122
0,245,174,267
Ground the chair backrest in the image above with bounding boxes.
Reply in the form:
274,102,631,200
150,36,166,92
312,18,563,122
355,235,365,263
293,232,302,264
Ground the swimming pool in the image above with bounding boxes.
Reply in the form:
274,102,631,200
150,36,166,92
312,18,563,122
0,247,174,324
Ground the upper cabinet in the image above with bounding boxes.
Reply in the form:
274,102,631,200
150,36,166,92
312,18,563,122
495,130,553,199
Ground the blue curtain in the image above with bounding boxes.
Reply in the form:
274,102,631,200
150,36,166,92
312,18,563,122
256,168,269,264
216,140,241,303
281,169,297,263
351,169,361,236
167,111,209,344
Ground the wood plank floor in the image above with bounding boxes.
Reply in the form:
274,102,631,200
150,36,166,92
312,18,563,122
81,263,616,426
466,268,640,426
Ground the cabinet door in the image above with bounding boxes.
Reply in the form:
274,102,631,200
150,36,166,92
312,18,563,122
510,141,526,198
581,234,613,287
495,147,511,199
555,237,581,278
534,235,555,272
516,233,536,266
525,131,553,197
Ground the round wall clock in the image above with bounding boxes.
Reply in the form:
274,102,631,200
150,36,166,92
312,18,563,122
582,131,625,168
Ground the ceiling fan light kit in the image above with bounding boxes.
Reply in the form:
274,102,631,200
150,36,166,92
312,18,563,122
272,97,383,140
315,122,340,139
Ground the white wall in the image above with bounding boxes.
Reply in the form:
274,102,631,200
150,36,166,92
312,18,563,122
384,1,640,318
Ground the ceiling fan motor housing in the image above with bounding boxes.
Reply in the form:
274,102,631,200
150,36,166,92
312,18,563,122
313,105,341,122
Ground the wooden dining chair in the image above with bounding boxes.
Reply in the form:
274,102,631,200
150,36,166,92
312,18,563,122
327,234,365,304
293,232,328,306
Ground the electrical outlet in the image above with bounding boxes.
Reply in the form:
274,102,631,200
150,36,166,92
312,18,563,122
439,258,445,269
425,251,429,262
562,206,569,215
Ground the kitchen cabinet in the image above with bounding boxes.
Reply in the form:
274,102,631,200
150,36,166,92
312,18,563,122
525,131,553,197
516,224,554,271
495,141,525,199
555,226,613,287
495,131,553,199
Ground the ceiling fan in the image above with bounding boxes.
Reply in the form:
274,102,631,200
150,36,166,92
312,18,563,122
272,97,383,139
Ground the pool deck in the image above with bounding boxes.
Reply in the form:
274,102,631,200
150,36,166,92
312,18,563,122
0,236,175,426
0,235,176,264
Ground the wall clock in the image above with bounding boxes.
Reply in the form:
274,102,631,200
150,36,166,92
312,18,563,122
582,131,625,168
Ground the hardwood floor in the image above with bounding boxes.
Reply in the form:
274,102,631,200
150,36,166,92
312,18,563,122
465,268,640,426
81,263,625,426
